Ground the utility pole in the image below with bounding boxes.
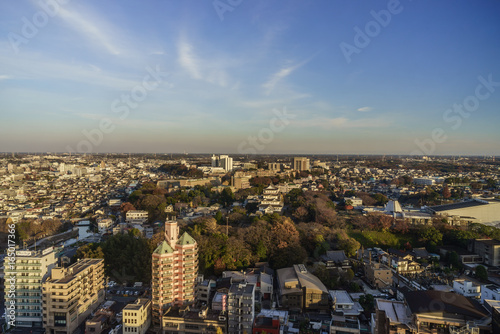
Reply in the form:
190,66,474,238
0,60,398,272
226,216,229,237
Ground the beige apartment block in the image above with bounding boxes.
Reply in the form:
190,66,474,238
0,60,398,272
42,258,105,334
152,218,198,327
123,298,152,334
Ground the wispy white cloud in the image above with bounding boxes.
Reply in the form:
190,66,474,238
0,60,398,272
357,106,373,112
0,75,10,80
262,57,312,95
53,4,122,55
0,47,141,90
291,116,390,129
176,34,234,88
177,37,202,80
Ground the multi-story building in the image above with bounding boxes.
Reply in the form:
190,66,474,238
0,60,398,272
220,155,233,172
330,315,360,334
42,258,105,334
3,248,57,329
126,210,148,224
195,277,215,305
404,290,490,333
162,305,227,334
364,261,392,289
97,218,113,233
212,154,233,171
481,284,500,305
123,298,151,334
293,157,310,171
374,299,413,334
268,162,284,171
152,218,198,327
227,282,255,334
276,264,330,313
468,239,500,266
258,185,283,213
453,279,481,299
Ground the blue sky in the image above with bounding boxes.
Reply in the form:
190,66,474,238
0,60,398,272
1,0,499,155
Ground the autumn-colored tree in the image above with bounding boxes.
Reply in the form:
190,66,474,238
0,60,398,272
271,217,300,250
293,206,309,221
120,202,136,214
442,185,451,199
392,220,409,234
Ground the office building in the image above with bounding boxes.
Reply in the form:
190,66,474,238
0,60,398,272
212,154,233,171
152,218,198,327
468,239,500,266
3,248,57,328
42,259,105,334
293,157,310,171
123,298,151,334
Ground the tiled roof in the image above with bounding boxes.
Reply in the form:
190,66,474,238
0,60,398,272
153,240,173,254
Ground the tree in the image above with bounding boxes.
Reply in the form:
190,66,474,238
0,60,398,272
476,265,488,281
219,187,235,207
442,185,451,199
120,202,136,214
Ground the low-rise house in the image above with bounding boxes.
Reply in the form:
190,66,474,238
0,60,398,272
330,315,360,334
252,309,288,334
321,251,351,270
329,290,363,317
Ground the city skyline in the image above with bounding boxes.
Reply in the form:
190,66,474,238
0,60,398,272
1,1,500,155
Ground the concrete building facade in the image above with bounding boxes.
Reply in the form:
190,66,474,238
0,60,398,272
3,248,57,328
293,157,310,171
152,218,198,327
227,282,255,334
123,298,151,334
42,258,105,334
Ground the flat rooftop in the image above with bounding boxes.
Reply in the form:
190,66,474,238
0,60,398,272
50,258,103,284
124,298,150,310
429,200,488,212
329,290,353,305
376,299,411,325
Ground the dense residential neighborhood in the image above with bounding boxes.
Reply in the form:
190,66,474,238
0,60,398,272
1,153,500,334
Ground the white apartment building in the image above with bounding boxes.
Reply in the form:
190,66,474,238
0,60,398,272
3,248,57,329
453,279,481,299
481,284,500,304
126,210,148,224
97,218,113,233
